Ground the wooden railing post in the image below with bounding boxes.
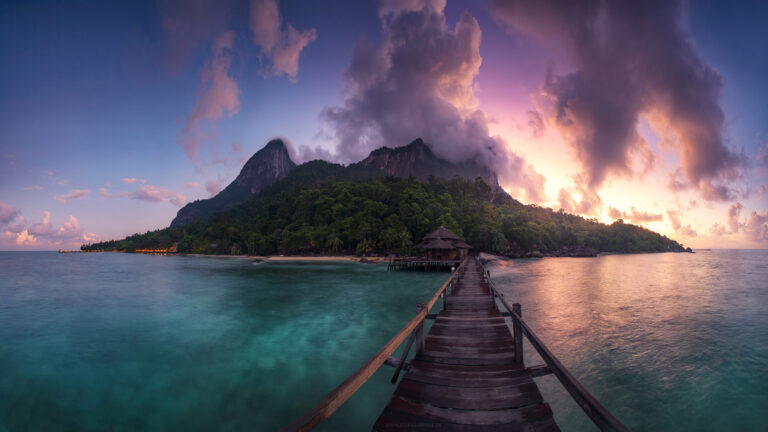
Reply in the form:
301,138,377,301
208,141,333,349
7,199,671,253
513,303,523,364
415,302,426,354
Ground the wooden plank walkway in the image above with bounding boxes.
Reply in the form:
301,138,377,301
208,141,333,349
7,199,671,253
373,258,559,431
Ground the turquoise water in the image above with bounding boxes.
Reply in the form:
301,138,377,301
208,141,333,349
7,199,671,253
0,251,766,431
0,253,445,431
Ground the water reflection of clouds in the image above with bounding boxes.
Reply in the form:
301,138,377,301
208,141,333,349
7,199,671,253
487,251,768,429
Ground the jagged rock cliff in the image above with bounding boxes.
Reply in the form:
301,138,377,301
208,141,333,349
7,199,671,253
232,139,297,194
170,139,296,227
171,137,502,227
354,138,499,188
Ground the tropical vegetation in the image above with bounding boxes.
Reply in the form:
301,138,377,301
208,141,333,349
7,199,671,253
82,175,687,256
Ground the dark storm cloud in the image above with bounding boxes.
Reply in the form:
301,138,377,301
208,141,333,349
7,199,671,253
491,0,743,199
321,0,546,202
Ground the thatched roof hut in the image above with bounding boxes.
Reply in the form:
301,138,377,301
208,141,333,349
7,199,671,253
414,226,471,260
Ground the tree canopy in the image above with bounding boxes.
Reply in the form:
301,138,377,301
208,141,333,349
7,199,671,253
82,176,686,256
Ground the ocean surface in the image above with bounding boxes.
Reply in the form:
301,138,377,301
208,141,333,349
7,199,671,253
0,250,766,431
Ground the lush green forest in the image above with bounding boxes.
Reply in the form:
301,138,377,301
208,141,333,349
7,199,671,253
82,175,688,256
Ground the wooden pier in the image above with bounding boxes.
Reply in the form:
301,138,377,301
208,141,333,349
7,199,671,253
282,256,629,431
388,257,461,271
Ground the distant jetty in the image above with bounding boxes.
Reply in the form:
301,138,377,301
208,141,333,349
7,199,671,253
60,246,178,255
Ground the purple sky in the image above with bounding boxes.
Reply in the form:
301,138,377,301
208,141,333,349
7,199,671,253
1,0,767,250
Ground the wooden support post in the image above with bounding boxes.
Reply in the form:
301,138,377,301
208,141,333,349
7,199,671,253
390,331,417,383
415,302,426,355
513,303,523,364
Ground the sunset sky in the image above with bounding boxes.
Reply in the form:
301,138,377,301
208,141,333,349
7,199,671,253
1,0,767,250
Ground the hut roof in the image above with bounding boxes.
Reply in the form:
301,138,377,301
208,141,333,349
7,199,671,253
423,226,462,241
414,238,454,249
451,240,472,249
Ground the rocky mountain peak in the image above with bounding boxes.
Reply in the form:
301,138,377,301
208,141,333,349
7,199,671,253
170,139,296,227
234,139,296,194
357,138,499,187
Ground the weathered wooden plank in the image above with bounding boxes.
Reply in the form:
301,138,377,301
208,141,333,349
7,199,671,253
439,310,503,318
423,342,515,355
407,359,526,376
425,338,514,350
433,316,506,323
425,334,515,345
430,322,509,331
393,378,544,410
417,352,517,366
374,406,561,432
404,369,533,388
385,397,557,427
427,326,511,338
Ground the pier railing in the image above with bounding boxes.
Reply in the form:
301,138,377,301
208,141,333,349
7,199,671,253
280,257,469,432
480,262,630,432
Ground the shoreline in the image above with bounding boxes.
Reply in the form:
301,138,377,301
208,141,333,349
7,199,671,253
179,254,387,263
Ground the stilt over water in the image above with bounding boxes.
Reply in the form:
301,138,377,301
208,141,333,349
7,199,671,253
281,257,628,432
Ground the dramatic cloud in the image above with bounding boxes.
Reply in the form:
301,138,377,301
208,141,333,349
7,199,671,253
757,184,768,200
726,201,768,241
667,210,683,231
7,211,89,247
608,206,663,223
12,230,37,246
744,210,768,241
322,0,546,202
60,215,80,237
667,209,697,237
82,232,100,243
250,0,317,78
557,187,601,216
678,225,698,237
378,0,446,18
178,31,240,161
492,0,743,199
526,110,545,138
121,178,147,184
0,201,20,225
727,202,743,233
709,223,727,237
5,215,26,234
54,189,91,203
29,211,55,236
126,185,186,207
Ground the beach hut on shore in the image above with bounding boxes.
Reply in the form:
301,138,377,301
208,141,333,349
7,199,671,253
414,226,471,260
